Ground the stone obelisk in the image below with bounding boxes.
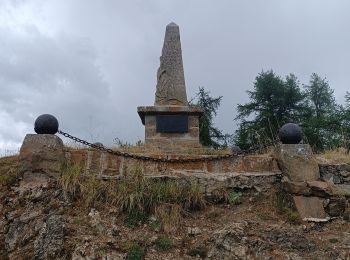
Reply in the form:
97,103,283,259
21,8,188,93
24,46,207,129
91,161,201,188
155,22,188,106
137,22,203,150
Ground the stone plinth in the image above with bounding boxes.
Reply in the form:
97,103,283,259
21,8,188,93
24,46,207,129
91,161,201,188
19,134,65,178
274,144,319,182
138,105,203,150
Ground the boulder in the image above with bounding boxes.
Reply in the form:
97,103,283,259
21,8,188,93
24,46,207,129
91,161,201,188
19,134,65,179
275,144,319,182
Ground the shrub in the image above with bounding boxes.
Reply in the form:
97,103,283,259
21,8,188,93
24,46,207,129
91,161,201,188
124,211,149,228
126,243,144,260
155,236,172,251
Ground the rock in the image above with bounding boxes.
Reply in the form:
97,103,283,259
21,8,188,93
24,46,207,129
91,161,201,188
325,197,346,217
330,184,350,197
307,181,332,197
281,178,311,195
275,144,319,182
19,134,65,179
34,215,65,259
88,208,105,234
293,196,328,222
208,222,250,259
154,22,188,106
187,227,201,236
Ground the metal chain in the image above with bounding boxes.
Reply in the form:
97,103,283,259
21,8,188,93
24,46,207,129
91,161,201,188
58,130,240,163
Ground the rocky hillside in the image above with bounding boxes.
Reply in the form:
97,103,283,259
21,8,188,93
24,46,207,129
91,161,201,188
0,155,350,259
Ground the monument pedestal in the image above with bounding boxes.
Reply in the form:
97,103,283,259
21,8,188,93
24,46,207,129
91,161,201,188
138,106,203,150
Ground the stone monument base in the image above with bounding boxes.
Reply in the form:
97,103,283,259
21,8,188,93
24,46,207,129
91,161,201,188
19,134,65,178
137,106,203,150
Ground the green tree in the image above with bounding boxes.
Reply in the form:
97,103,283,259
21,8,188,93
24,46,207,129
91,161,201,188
234,70,305,151
190,87,228,148
302,73,339,151
339,92,350,149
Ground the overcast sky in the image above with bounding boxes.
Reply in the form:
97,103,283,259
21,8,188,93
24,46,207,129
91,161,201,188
1,0,350,151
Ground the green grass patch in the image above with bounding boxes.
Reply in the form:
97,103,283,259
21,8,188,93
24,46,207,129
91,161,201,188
126,243,144,260
228,191,242,205
155,236,172,251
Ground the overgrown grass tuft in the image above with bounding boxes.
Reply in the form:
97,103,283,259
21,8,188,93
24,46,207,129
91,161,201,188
126,243,144,260
0,156,19,188
228,191,242,205
58,163,81,197
155,236,172,251
57,164,208,232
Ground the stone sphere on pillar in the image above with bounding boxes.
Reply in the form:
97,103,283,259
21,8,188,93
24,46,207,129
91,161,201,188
34,114,59,134
230,145,243,154
278,123,303,144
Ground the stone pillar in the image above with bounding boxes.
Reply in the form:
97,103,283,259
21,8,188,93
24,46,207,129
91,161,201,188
19,134,65,179
275,144,319,182
275,144,329,221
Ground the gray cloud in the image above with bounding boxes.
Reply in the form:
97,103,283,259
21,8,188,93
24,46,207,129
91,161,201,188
1,0,350,150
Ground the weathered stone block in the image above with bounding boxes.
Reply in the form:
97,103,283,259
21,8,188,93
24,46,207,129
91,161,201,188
281,178,311,196
293,196,327,221
275,144,319,182
19,134,65,178
307,181,332,197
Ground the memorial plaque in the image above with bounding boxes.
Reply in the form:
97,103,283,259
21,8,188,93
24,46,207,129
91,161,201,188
156,115,188,133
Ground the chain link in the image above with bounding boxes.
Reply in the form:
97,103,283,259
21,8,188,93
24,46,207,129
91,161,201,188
58,130,241,163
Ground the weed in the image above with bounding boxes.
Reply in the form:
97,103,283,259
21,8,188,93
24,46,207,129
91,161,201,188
228,191,242,205
155,236,172,251
126,243,144,260
80,176,106,207
149,221,162,232
183,182,206,210
155,203,181,233
58,163,81,196
124,211,149,228
286,210,301,224
188,246,208,259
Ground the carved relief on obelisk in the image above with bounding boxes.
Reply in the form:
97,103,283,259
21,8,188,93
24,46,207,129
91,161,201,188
154,22,188,106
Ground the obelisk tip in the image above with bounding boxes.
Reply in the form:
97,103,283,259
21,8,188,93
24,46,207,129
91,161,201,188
167,22,178,27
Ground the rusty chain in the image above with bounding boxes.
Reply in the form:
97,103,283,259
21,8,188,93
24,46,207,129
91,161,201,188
58,130,240,163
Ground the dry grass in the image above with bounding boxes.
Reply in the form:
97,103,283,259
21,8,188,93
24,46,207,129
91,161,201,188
319,148,350,164
58,163,209,232
0,155,19,188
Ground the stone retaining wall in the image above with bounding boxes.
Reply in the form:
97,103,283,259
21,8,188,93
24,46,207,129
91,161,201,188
65,149,280,177
319,163,350,184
